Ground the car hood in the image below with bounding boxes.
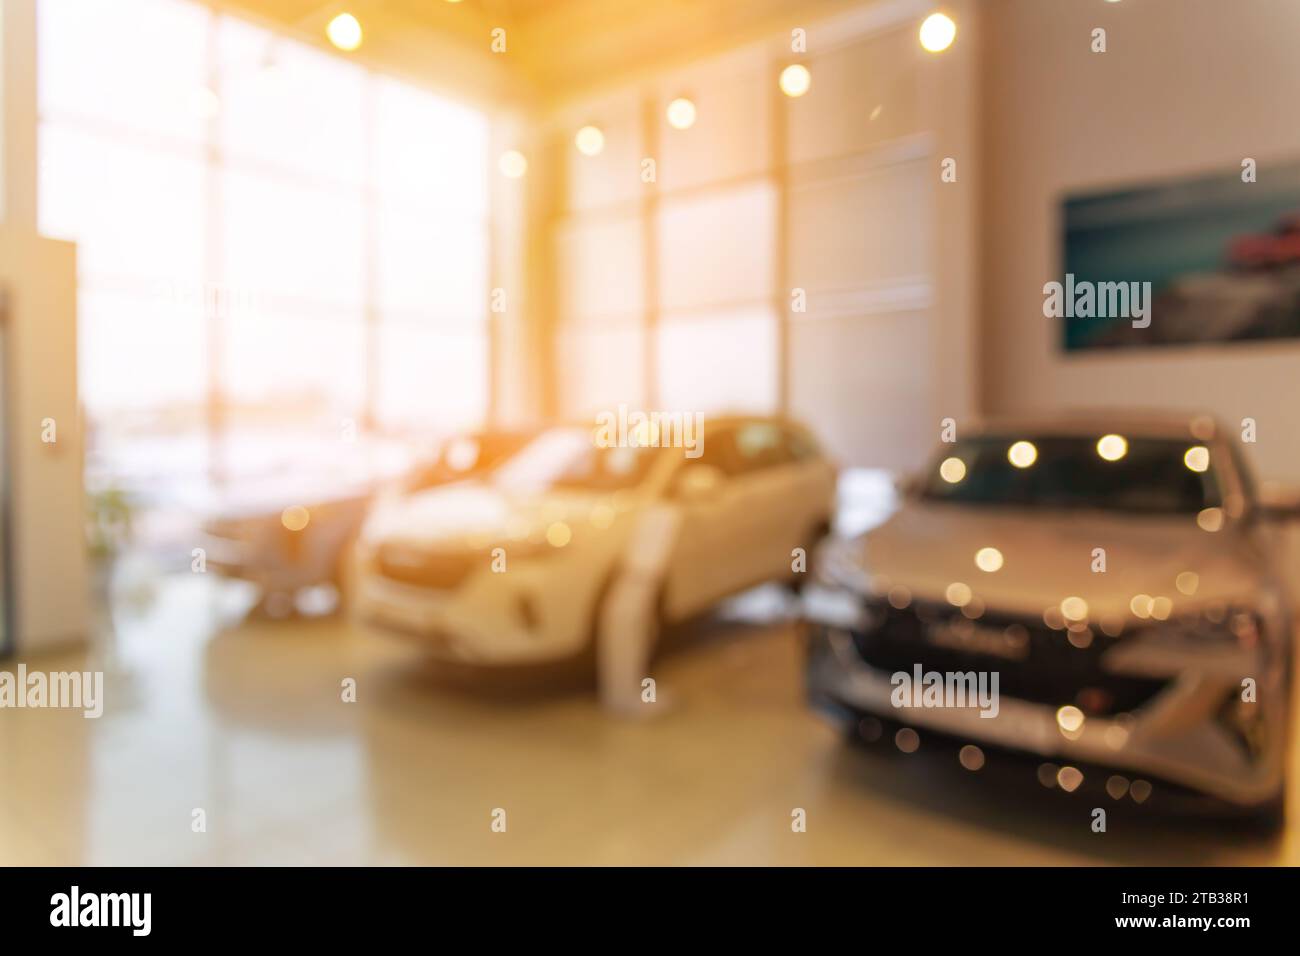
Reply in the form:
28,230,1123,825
853,502,1262,618
362,481,608,550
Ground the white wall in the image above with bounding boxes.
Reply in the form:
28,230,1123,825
786,0,980,470
982,0,1300,481
540,0,981,470
3,0,86,653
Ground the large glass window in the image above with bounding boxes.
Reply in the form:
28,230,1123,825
37,0,491,508
552,55,779,420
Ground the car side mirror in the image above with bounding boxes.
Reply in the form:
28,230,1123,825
673,464,725,503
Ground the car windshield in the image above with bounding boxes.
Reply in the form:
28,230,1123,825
920,434,1224,514
491,428,662,494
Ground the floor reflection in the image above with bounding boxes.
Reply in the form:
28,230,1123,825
1,571,1297,865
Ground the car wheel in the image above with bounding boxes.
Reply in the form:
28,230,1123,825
1242,788,1287,834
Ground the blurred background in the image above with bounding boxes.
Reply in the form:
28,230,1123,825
2,0,1299,865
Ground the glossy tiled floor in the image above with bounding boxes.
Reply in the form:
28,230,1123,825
2,572,1299,866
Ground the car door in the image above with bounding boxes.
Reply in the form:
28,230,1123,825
661,426,751,619
724,421,808,586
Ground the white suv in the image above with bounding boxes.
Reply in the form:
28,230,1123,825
355,417,837,666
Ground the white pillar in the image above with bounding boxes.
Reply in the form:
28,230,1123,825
1,0,88,654
1,0,39,231
0,229,87,654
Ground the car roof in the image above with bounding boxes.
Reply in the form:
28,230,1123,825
965,410,1225,440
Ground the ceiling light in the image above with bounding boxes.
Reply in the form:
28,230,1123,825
326,13,363,51
1096,434,1127,461
666,97,697,130
779,64,811,98
919,12,957,53
1007,440,1037,468
575,125,605,156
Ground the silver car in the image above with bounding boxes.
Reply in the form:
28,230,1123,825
805,414,1295,826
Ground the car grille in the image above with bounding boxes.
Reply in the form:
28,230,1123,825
375,544,476,590
851,600,1168,717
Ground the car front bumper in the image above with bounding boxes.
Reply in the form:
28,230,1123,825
353,571,581,666
805,622,1286,809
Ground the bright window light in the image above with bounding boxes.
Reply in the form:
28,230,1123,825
38,0,491,498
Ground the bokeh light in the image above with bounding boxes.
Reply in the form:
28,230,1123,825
1007,440,1037,468
1197,507,1224,532
281,505,310,532
779,64,812,97
1056,705,1085,734
919,12,957,53
1130,593,1153,618
666,97,697,129
1096,434,1128,461
498,150,528,178
575,125,605,156
1184,445,1210,472
1060,595,1088,622
326,13,363,51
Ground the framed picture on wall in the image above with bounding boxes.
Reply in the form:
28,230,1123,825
1060,161,1300,351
